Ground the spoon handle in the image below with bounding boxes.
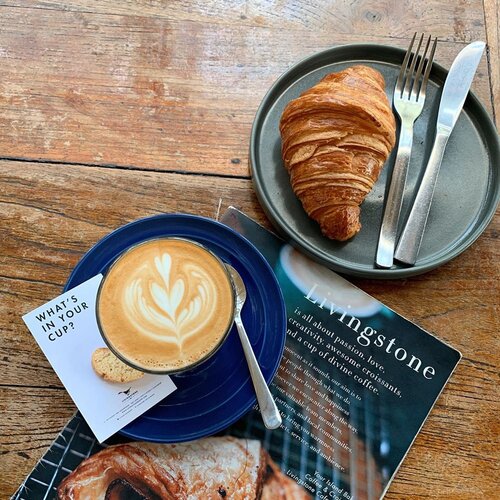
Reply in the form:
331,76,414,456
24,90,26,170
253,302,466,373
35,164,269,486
234,315,282,429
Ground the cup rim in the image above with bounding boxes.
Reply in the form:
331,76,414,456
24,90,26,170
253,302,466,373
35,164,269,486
95,236,236,375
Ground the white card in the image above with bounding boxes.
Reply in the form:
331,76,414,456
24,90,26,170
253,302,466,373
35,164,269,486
22,274,177,443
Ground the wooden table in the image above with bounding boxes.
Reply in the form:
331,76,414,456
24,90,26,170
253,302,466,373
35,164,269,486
1,1,498,498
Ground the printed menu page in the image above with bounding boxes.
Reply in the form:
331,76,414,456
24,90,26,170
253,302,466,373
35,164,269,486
221,208,461,499
22,274,177,443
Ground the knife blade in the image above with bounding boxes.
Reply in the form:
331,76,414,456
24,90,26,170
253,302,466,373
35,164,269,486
434,41,486,132
394,41,485,265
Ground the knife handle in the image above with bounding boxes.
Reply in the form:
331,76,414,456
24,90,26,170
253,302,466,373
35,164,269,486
394,129,450,265
376,123,414,268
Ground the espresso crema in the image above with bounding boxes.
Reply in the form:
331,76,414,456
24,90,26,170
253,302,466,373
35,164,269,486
97,238,235,372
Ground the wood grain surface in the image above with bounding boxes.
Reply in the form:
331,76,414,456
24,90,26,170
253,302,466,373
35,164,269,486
0,5,494,174
0,0,487,41
0,1,498,498
484,0,500,127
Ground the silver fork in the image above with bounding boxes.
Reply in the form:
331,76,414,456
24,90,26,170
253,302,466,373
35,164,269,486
376,33,437,268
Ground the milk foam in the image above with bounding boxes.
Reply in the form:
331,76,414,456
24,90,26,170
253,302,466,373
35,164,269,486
124,252,218,346
97,239,234,372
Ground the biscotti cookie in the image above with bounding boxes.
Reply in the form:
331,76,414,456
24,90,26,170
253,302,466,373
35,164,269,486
91,347,144,383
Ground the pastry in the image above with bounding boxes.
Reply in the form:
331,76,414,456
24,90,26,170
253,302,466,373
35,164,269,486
279,65,396,241
91,347,144,383
57,437,312,499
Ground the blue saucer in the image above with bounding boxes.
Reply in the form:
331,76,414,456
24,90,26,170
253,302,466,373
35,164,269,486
64,213,286,443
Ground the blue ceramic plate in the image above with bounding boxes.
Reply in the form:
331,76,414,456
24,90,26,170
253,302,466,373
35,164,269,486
64,213,286,442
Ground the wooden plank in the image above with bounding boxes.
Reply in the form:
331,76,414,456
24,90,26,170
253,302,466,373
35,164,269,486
0,0,487,43
484,0,500,128
0,161,261,286
0,159,498,386
0,277,63,389
0,6,493,175
0,387,75,497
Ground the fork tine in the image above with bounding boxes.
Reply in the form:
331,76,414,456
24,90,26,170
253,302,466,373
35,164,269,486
395,32,416,95
403,33,424,98
380,33,439,268
419,37,438,100
411,35,431,100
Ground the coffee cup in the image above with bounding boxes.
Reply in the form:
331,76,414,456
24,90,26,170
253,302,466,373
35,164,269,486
96,237,235,374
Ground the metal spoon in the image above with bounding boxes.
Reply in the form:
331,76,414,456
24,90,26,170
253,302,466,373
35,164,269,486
226,264,282,430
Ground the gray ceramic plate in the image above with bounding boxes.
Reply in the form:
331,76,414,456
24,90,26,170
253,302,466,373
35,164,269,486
250,44,500,278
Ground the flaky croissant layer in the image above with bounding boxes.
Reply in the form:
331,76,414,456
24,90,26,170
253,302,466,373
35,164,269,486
280,65,396,241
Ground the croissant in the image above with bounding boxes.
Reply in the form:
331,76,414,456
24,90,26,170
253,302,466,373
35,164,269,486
57,436,312,499
279,65,396,241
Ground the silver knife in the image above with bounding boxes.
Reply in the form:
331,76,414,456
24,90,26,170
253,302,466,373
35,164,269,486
394,41,485,265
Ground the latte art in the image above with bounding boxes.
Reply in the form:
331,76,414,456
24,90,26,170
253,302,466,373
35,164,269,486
97,238,235,372
124,253,218,345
